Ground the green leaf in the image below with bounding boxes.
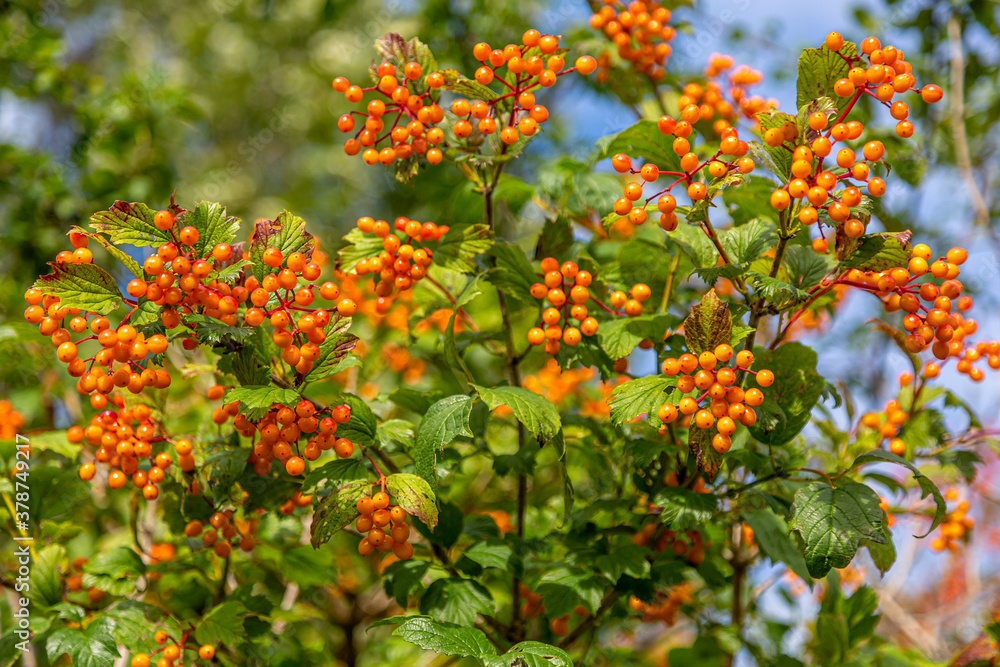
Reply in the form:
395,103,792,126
433,224,494,273
383,561,431,607
486,642,574,667
302,315,359,382
47,618,121,667
415,395,474,492
474,385,561,444
310,480,370,547
594,119,681,173
534,216,574,259
785,245,836,290
488,241,537,307
746,272,810,305
720,176,781,226
463,539,516,571
535,567,607,617
850,450,946,538
186,314,255,345
837,231,912,272
386,473,439,531
336,393,379,447
82,547,146,596
747,343,823,446
68,225,142,278
248,210,315,283
669,223,716,268
211,259,250,285
218,345,270,386
594,544,650,582
653,487,718,530
688,420,724,476
223,385,300,422
372,33,438,87
695,219,777,285
22,430,77,457
742,508,813,585
302,458,370,493
194,600,248,647
789,482,885,578
608,374,676,428
419,578,495,626
392,616,497,658
796,41,858,113
438,67,499,101
751,109,797,180
89,200,171,248
336,228,385,272
182,201,241,258
30,544,66,608
683,288,732,354
33,262,123,315
598,313,673,359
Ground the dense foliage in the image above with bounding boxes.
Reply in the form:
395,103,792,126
3,1,1000,666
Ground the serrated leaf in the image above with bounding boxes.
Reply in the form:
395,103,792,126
415,395,474,492
654,487,718,530
850,449,945,538
68,225,142,278
598,313,673,359
47,618,121,667
463,539,516,571
336,228,386,272
746,272,810,305
433,224,494,273
683,288,732,354
438,68,499,101
796,42,858,113
302,458,370,493
785,245,836,289
720,176,781,226
223,385,300,422
335,393,378,447
789,482,885,578
753,109,798,180
391,616,496,658
837,231,912,271
218,345,270,386
211,259,250,285
303,315,359,382
186,314,255,345
419,578,495,626
89,200,170,248
688,420,724,476
30,544,66,608
594,119,682,173
535,567,607,617
474,385,561,444
82,547,146,596
310,480,370,547
669,223,717,268
746,343,823,446
182,201,241,258
248,210,315,283
194,601,248,647
488,241,537,307
608,374,677,427
386,472,439,530
33,262,123,315
487,642,574,667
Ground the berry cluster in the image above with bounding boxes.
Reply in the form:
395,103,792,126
183,510,258,558
210,392,353,477
656,346,773,454
72,400,175,501
130,631,216,667
689,55,775,135
628,582,696,626
588,0,676,79
930,489,974,552
860,397,914,455
349,215,446,307
447,32,595,148
769,33,943,253
334,57,447,166
333,31,595,167
609,119,754,231
526,258,600,355
0,400,25,439
355,491,413,561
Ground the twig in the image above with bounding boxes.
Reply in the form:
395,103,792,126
947,16,990,226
